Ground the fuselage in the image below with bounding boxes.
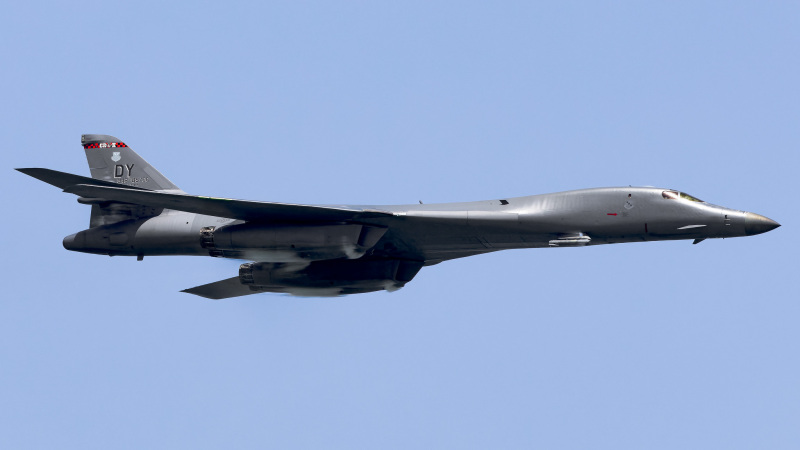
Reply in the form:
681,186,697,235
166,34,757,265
62,186,779,264
21,134,781,298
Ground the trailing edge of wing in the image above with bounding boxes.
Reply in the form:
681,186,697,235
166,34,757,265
63,184,394,222
16,168,149,191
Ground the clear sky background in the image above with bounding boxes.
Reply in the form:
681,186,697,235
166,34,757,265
1,2,798,448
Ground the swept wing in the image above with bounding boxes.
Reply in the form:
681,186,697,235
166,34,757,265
16,168,149,191
63,183,394,223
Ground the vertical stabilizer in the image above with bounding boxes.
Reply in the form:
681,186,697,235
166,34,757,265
82,134,180,191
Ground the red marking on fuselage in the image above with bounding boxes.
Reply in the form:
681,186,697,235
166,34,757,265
607,213,617,216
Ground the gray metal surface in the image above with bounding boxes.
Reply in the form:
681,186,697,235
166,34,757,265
16,135,781,299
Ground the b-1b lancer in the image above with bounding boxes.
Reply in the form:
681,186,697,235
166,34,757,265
18,135,780,299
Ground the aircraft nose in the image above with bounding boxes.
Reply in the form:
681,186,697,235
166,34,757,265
744,212,780,236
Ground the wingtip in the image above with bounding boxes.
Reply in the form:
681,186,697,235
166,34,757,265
16,168,58,177
180,287,222,300
16,168,51,179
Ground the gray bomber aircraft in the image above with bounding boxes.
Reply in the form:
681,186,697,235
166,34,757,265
18,134,780,299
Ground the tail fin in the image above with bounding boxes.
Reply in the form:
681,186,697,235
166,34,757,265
82,134,180,191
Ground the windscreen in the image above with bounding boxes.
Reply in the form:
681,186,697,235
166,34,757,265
662,190,704,202
679,192,704,202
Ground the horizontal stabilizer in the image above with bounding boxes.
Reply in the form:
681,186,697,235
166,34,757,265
16,168,148,191
182,276,257,300
63,184,393,222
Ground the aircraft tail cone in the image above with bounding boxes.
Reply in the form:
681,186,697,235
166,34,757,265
63,232,79,250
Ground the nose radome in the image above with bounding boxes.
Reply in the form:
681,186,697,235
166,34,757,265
744,212,780,236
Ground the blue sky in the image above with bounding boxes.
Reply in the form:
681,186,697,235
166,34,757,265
1,2,798,448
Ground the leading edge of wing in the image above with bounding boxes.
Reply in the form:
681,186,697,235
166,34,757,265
63,184,394,222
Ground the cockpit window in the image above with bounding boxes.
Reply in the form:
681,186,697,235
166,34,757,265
679,192,704,202
662,190,680,200
662,190,704,202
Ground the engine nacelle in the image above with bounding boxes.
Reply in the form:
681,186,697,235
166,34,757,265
238,259,424,295
199,223,387,261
